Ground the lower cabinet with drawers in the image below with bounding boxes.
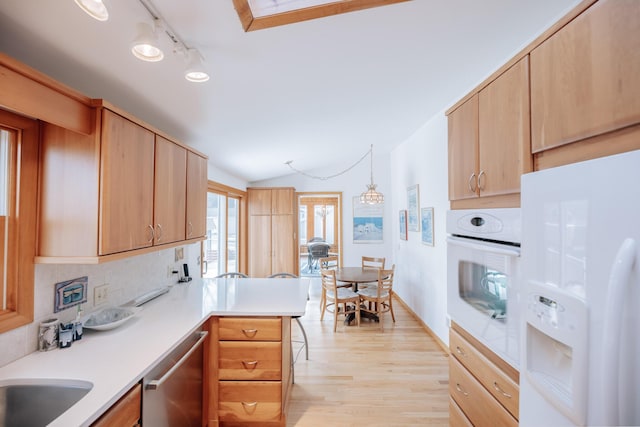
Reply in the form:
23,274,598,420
208,316,292,427
449,323,519,427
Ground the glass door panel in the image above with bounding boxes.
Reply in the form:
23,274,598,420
227,197,239,273
298,196,340,275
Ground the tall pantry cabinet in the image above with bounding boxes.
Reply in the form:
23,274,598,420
247,188,297,277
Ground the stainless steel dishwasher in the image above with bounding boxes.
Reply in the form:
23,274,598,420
142,327,208,426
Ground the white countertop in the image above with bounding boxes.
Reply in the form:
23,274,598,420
0,277,310,426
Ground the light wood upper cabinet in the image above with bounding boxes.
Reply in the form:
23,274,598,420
186,151,208,239
448,95,479,201
447,57,530,206
478,56,531,197
271,188,294,215
248,188,273,215
530,0,640,152
37,105,208,263
248,187,294,215
99,109,155,255
153,135,187,245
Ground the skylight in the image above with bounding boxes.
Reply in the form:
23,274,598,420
233,0,408,31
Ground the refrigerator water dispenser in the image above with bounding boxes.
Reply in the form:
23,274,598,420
524,280,588,425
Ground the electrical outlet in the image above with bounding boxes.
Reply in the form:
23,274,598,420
167,265,175,278
94,284,109,305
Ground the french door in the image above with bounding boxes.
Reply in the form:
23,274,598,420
298,194,341,274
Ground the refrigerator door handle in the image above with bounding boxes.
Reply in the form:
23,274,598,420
601,238,637,426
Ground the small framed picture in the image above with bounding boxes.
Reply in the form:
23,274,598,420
399,210,408,240
407,184,419,231
421,207,434,246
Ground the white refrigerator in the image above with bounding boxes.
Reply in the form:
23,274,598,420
519,150,640,426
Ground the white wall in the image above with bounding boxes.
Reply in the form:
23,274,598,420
390,112,450,344
251,146,393,267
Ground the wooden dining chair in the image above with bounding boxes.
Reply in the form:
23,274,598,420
357,265,396,330
317,255,345,311
361,256,385,270
360,256,385,290
320,268,360,332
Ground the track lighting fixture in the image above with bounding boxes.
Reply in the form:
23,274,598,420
74,0,209,82
74,0,109,21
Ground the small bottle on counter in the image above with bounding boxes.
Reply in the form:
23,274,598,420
58,323,74,348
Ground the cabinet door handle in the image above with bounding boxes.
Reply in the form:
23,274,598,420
187,221,193,238
478,170,486,191
147,224,155,243
156,224,163,242
455,383,469,396
242,328,258,338
242,360,259,370
468,173,477,192
493,381,512,398
455,346,466,357
241,401,258,414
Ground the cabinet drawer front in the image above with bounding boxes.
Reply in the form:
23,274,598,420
219,341,282,380
92,383,141,427
219,317,281,341
219,381,282,423
449,397,472,427
450,358,517,427
449,329,519,419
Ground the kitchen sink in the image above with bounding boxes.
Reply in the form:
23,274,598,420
0,379,93,427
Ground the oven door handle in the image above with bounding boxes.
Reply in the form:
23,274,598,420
447,236,520,257
146,331,208,390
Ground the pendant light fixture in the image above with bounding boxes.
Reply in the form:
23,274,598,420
360,144,384,205
74,0,109,21
131,20,164,62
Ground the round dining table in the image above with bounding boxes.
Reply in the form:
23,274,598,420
334,267,380,325
334,267,379,291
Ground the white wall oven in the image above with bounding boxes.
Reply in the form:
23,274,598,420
447,208,521,368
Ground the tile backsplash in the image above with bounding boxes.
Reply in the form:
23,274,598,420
0,243,200,367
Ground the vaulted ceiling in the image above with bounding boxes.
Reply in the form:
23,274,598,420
0,0,580,182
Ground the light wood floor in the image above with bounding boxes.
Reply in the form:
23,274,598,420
287,279,450,426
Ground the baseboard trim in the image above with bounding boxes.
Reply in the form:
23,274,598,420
393,294,449,356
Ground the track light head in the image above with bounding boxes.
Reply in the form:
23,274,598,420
131,21,164,62
184,49,210,82
74,0,109,21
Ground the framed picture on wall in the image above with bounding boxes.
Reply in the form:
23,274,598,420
399,210,407,240
353,196,384,243
421,207,434,246
407,184,420,231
